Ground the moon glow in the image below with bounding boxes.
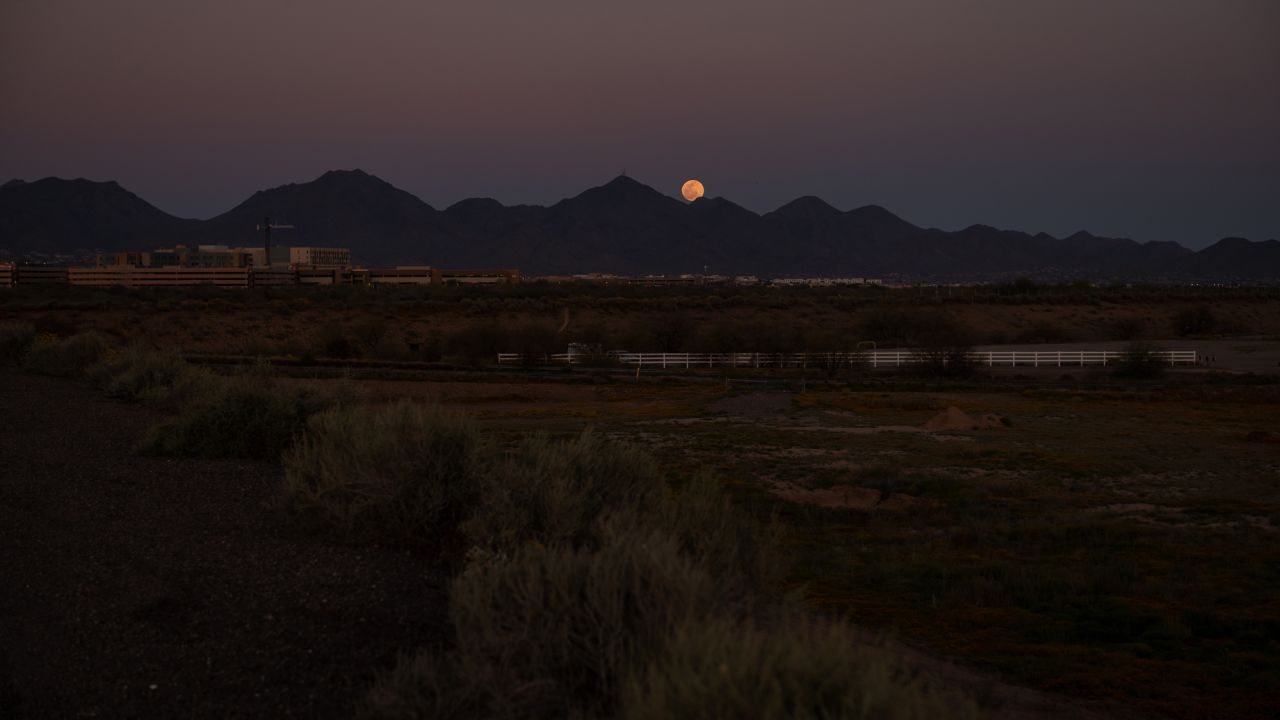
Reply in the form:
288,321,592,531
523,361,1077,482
681,179,705,202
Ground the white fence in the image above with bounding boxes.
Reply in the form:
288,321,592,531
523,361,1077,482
497,349,1198,369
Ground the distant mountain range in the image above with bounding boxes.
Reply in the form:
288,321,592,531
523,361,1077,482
2,170,1277,281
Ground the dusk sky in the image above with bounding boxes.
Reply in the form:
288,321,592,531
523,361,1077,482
2,0,1276,248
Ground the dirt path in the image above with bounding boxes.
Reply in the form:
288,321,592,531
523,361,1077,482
0,370,448,719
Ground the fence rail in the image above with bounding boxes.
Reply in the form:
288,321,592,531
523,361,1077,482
497,349,1199,369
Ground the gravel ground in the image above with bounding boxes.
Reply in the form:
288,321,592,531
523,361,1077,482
0,370,448,719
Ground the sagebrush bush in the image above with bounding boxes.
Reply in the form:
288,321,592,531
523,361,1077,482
363,522,720,720
141,375,325,459
660,473,786,608
281,402,487,544
87,346,217,408
463,431,664,554
0,322,36,365
622,615,978,720
21,332,110,377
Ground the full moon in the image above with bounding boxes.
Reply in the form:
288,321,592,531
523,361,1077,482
681,179,705,202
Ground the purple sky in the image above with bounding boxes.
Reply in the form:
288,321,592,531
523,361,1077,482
2,0,1277,248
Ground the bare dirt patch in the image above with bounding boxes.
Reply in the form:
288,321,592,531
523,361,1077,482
923,406,1007,431
705,391,794,418
770,481,929,510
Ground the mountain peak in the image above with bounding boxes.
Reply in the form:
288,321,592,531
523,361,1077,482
312,169,387,188
445,197,505,214
603,174,645,188
561,175,676,208
319,168,370,180
2,179,26,190
771,195,840,217
847,204,913,228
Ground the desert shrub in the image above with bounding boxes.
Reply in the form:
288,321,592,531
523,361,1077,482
365,334,414,361
660,473,785,606
87,346,216,408
353,317,389,350
0,322,36,365
444,322,506,364
1013,321,1074,344
21,331,111,377
141,375,326,459
315,325,359,359
417,330,444,362
622,616,977,720
31,314,78,336
507,320,561,366
653,313,693,352
464,431,664,554
691,322,749,353
281,402,487,545
364,522,720,720
861,309,970,349
912,345,976,379
1104,317,1146,341
1173,305,1216,336
1112,341,1167,379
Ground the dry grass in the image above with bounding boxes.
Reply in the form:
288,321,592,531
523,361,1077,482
281,402,489,546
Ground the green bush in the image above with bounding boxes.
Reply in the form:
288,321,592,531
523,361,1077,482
363,522,720,720
463,431,664,554
0,322,36,365
141,375,325,460
281,402,488,544
21,332,110,377
622,616,977,720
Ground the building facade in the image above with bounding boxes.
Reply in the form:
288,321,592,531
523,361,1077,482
289,247,351,268
68,266,253,288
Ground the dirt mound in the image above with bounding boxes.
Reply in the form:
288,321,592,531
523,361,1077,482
923,406,1006,431
771,482,928,510
1244,430,1280,444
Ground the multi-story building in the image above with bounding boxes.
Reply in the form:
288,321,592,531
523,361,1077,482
15,265,69,285
68,266,253,288
0,262,14,288
99,245,271,269
436,268,521,284
771,277,879,287
289,247,351,268
368,266,436,285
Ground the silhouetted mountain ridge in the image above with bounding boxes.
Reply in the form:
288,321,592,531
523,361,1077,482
1,171,1276,281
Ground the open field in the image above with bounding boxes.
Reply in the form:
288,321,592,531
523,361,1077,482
3,288,1279,718
273,372,1279,719
3,284,1280,361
